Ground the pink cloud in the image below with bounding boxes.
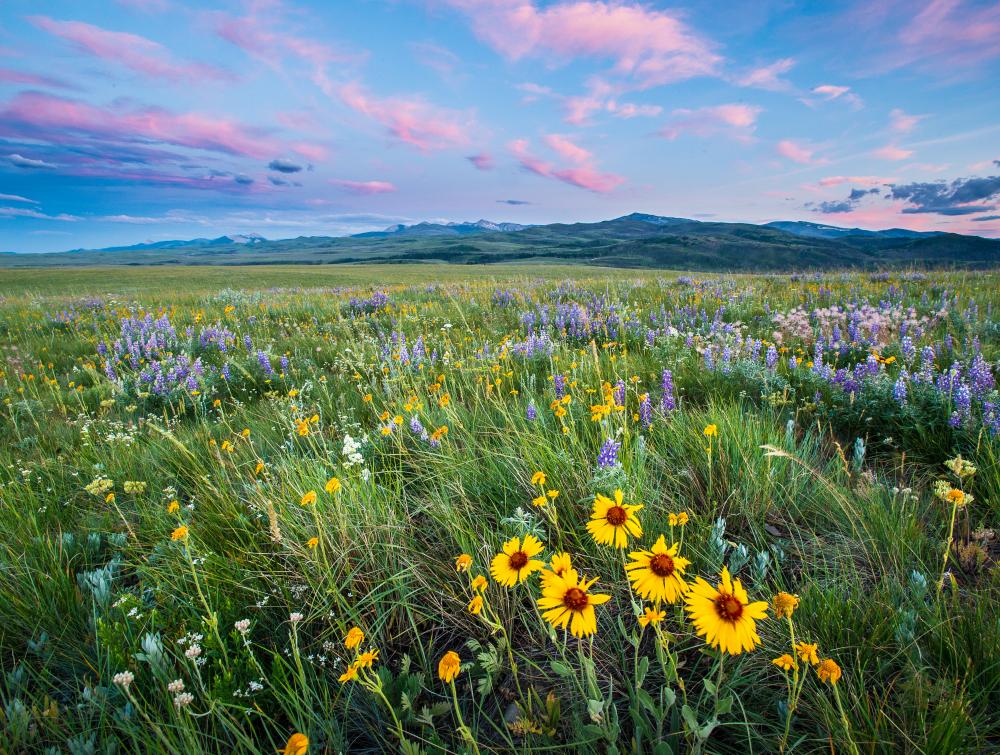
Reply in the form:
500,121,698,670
211,7,362,96
30,17,232,82
441,0,721,88
0,91,279,158
735,58,795,90
806,84,863,108
544,133,592,164
817,175,896,187
467,152,494,170
0,67,74,89
509,137,624,193
117,0,171,11
659,104,761,141
290,142,329,162
776,139,826,165
330,179,397,195
889,108,924,133
338,81,472,151
872,144,914,160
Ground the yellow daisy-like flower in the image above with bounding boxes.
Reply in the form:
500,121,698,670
325,477,342,494
338,664,358,684
531,471,547,486
532,494,548,508
344,627,364,650
638,606,666,628
703,424,718,438
537,567,611,638
167,500,180,514
438,650,461,683
795,641,820,666
772,592,799,619
280,732,309,755
816,658,842,685
586,490,643,549
300,490,317,506
625,535,690,604
772,654,797,671
171,525,189,541
470,575,488,592
306,537,319,549
549,552,572,578
467,595,484,615
676,511,689,526
355,649,379,668
455,553,472,572
684,567,768,655
490,535,545,587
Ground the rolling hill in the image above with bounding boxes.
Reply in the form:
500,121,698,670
2,214,998,271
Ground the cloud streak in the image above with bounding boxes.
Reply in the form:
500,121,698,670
509,136,624,193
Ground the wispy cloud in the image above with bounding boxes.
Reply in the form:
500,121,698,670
658,104,761,141
338,81,473,151
776,139,827,165
30,16,233,82
441,0,721,89
872,144,914,160
7,152,57,169
734,58,795,91
509,136,624,193
330,179,397,195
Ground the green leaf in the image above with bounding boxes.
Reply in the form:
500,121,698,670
549,660,572,676
636,655,650,687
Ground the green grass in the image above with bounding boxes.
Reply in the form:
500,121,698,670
0,266,997,754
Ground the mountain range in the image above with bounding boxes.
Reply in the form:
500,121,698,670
3,213,997,270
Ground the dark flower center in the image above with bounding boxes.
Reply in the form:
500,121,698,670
606,506,627,526
563,587,589,611
509,551,528,570
649,553,675,577
714,593,743,622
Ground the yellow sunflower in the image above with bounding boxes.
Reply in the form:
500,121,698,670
490,534,545,587
586,490,642,549
537,568,611,638
684,567,768,655
625,535,690,604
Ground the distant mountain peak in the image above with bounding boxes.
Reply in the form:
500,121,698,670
356,219,530,238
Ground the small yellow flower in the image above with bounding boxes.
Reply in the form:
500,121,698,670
438,650,462,683
455,553,473,572
531,471,547,486
795,641,820,666
280,732,309,755
638,606,666,628
306,537,319,549
171,525,189,541
703,424,718,438
772,592,799,619
344,627,364,650
338,665,358,683
355,649,379,668
467,595,484,615
816,658,842,685
167,500,180,514
300,490,317,506
532,494,548,507
676,511,689,526
470,575,488,592
325,477,342,494
772,654,797,671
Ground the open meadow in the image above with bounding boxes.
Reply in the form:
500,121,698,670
1,264,998,754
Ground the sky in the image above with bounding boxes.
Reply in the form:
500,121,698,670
1,0,999,253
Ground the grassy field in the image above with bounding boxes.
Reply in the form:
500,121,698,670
1,265,997,754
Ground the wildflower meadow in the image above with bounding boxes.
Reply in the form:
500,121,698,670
1,264,998,754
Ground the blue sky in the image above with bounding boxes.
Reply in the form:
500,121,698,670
1,0,999,252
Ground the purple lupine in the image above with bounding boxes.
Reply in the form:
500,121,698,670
256,351,274,376
901,336,915,363
893,372,908,407
766,345,778,370
661,369,676,412
614,379,625,407
596,438,621,468
526,402,537,421
553,374,567,399
639,393,652,429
